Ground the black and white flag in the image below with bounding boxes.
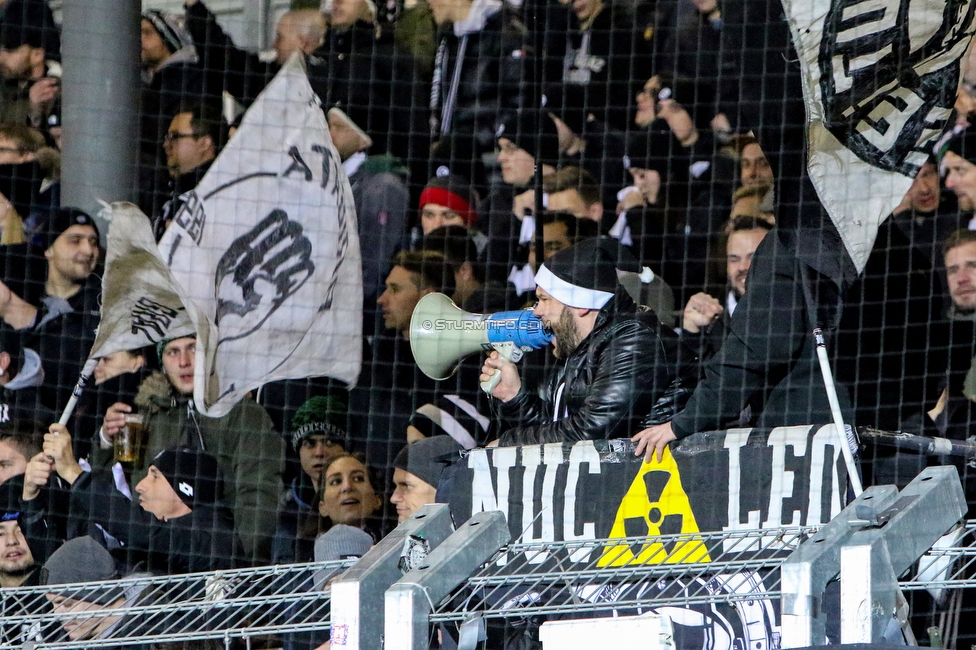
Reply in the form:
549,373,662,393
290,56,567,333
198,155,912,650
158,54,363,416
784,0,976,273
89,202,197,360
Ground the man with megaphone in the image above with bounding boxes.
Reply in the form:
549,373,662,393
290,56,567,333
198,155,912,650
479,238,686,446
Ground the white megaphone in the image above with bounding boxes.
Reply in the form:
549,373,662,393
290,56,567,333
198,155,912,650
409,293,553,394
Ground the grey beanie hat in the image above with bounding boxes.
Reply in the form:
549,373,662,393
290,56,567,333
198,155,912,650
393,435,463,489
314,525,373,562
142,10,194,55
41,537,124,605
312,525,373,590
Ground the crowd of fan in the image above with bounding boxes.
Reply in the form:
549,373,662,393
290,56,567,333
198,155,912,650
0,0,974,644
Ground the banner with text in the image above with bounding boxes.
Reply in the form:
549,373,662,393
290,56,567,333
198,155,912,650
445,425,849,567
783,0,975,273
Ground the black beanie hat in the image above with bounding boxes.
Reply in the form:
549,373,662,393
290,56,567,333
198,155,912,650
40,207,99,251
0,0,59,55
534,238,619,309
655,75,715,130
409,395,489,449
290,395,349,450
543,84,588,136
942,126,976,165
393,435,464,489
495,109,561,169
428,135,485,193
150,446,222,509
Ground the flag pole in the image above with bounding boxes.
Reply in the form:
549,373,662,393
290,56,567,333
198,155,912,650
798,264,862,496
58,357,97,425
813,327,862,496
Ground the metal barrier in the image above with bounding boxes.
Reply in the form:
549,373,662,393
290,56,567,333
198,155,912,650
781,465,967,647
3,469,975,650
385,510,510,650
1,559,355,649
8,530,976,649
330,503,456,650
426,528,808,622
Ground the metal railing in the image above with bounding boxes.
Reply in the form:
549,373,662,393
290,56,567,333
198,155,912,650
1,559,354,649
903,524,976,590
6,523,976,647
427,527,814,622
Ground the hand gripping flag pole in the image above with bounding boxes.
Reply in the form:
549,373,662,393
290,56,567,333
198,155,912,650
58,357,98,425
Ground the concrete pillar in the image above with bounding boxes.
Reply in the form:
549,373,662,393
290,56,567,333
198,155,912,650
243,0,273,50
61,0,140,235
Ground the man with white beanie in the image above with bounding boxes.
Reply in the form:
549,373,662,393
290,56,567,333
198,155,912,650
481,238,683,446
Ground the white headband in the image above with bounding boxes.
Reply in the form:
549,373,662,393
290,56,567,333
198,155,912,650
534,265,614,310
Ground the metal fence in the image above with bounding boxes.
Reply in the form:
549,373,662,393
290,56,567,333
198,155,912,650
428,528,812,622
9,520,976,648
1,560,354,649
7,522,976,648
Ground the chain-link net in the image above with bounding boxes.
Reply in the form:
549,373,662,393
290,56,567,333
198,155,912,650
0,0,973,646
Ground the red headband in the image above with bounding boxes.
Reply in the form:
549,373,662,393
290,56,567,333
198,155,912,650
418,187,476,227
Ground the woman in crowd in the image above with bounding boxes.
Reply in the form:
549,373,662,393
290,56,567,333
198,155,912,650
317,454,383,537
294,453,383,561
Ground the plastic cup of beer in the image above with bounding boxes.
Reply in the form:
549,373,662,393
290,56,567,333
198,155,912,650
114,413,145,463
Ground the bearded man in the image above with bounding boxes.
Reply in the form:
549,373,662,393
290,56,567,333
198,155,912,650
480,238,682,445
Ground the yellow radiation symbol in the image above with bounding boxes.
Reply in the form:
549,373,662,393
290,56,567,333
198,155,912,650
598,447,710,566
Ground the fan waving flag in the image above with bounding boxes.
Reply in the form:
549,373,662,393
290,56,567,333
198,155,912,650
158,54,363,417
52,202,199,426
783,0,976,274
89,202,197,360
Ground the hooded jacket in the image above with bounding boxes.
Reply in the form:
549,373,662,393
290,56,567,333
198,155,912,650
91,372,285,564
561,2,653,132
495,288,681,445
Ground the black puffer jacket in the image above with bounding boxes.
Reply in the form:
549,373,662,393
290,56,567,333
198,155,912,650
495,289,684,445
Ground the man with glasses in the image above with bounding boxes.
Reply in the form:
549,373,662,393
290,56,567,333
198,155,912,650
153,102,223,240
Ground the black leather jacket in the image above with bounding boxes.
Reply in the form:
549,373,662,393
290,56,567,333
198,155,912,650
495,289,686,445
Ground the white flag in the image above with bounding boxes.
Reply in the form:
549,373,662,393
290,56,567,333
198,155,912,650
158,54,363,417
783,0,976,273
89,202,197,360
